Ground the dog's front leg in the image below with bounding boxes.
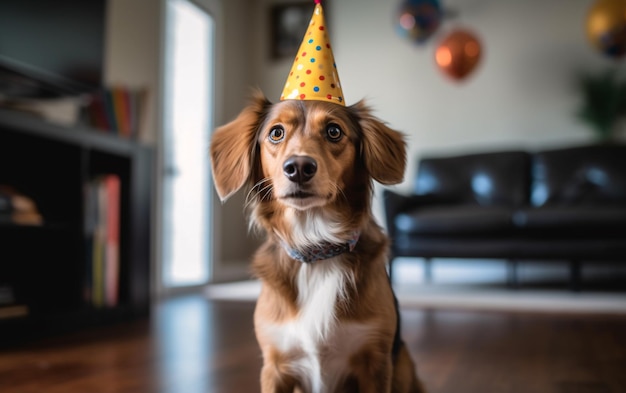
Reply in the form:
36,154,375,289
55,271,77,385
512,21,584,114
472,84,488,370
261,362,296,393
352,352,393,393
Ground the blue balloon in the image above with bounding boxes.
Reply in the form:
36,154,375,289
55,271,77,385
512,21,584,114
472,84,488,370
396,0,443,44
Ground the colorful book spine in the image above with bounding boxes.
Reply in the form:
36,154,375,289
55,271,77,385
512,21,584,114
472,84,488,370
86,86,145,139
105,175,120,307
85,174,121,308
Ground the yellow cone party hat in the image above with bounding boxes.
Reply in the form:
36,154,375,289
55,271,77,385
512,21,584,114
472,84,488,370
280,0,345,105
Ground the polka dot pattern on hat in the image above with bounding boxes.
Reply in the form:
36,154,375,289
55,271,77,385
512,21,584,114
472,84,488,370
280,3,345,106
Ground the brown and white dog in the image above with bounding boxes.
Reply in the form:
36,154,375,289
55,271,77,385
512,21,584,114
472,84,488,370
210,90,425,393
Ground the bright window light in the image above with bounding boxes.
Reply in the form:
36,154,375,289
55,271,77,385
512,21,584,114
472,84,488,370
162,0,214,287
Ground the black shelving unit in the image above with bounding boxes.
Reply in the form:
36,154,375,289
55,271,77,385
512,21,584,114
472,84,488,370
0,108,153,346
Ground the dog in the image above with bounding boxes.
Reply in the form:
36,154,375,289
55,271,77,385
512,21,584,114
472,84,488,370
210,90,425,393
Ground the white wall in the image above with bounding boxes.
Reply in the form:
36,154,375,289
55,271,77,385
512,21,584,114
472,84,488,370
253,0,624,192
208,0,262,281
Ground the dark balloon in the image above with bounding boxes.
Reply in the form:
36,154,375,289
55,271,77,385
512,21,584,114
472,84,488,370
396,0,443,44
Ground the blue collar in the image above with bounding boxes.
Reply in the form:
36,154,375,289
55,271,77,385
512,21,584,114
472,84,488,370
282,231,360,264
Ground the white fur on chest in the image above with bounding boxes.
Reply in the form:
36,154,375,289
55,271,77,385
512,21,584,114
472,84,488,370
281,208,344,249
262,261,374,393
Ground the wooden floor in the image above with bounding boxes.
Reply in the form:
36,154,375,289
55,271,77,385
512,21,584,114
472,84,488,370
1,295,626,393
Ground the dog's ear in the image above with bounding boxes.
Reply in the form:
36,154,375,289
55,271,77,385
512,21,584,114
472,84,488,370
351,100,406,185
210,92,271,201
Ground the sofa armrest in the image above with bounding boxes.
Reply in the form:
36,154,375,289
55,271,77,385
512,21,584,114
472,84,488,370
383,190,435,239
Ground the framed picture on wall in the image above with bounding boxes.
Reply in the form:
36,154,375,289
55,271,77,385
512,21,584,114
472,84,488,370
270,2,316,59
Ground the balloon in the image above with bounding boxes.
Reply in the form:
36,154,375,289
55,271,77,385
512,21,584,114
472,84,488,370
435,29,482,81
396,0,443,44
586,0,626,59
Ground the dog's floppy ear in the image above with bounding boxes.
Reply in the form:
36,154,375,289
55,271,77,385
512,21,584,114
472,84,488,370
210,92,271,201
351,100,406,185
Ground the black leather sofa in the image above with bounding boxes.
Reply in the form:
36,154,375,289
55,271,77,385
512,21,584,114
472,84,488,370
383,144,626,289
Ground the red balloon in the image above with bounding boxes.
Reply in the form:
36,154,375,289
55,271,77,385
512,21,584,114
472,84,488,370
435,29,482,81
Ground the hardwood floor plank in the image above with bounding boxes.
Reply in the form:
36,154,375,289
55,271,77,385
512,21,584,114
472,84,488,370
1,295,625,392
410,311,626,393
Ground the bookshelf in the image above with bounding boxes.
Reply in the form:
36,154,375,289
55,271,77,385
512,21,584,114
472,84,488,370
0,108,153,346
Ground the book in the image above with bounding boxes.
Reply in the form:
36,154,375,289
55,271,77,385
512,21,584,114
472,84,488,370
84,175,121,308
104,175,120,307
85,86,146,139
83,180,98,304
87,91,111,131
0,96,83,126
112,87,131,137
92,178,107,307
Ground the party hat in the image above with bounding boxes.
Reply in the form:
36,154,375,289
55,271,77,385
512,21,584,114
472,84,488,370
280,0,345,105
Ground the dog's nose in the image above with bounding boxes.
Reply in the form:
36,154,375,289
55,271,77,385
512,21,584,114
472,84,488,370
283,155,317,183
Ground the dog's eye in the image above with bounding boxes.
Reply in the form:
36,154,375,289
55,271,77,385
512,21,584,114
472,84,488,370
326,124,342,141
269,126,285,143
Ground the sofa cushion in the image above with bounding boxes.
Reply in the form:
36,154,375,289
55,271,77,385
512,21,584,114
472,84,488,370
395,206,514,236
513,206,626,236
415,151,530,207
531,144,626,206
